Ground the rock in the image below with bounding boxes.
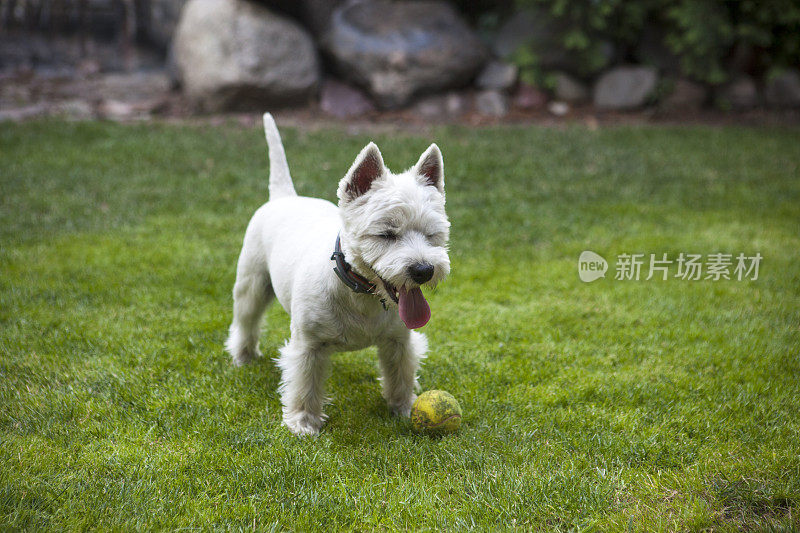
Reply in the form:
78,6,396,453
413,92,469,118
413,96,445,118
0,104,47,121
719,75,758,109
172,0,320,112
54,99,95,119
553,72,588,102
547,101,569,116
443,93,470,116
475,90,509,117
661,78,707,110
77,59,102,76
0,33,162,73
765,70,800,108
513,83,547,109
475,61,518,91
593,66,658,110
99,100,138,119
98,71,172,102
147,0,189,50
321,0,488,109
320,79,375,118
98,96,168,119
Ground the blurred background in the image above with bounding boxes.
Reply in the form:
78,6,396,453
2,0,799,123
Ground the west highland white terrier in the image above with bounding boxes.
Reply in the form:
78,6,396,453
225,114,450,436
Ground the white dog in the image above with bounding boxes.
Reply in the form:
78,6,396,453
225,114,450,436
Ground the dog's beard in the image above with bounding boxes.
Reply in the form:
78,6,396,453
350,250,440,330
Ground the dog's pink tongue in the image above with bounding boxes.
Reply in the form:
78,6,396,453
398,287,431,329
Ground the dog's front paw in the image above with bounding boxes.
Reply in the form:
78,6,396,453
225,330,262,366
283,409,325,436
227,345,261,367
231,346,262,367
388,393,417,418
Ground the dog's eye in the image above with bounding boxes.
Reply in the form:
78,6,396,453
377,230,398,240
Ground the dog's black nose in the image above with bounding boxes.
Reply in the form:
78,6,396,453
408,262,435,284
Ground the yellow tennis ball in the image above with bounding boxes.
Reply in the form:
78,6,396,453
411,390,462,435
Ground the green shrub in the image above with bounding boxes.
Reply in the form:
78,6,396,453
511,0,800,84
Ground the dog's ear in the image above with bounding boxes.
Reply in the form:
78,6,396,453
338,142,385,202
414,143,444,194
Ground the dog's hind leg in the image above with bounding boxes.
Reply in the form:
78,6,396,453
225,255,274,366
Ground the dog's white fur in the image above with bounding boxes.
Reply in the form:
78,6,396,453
225,113,450,436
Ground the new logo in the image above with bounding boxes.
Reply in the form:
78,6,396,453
578,250,608,282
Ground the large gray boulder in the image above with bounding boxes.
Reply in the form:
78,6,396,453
553,72,588,103
594,66,658,110
321,0,488,109
172,0,320,111
475,60,518,92
765,70,800,108
719,76,758,109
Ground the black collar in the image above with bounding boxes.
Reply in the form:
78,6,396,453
331,234,377,295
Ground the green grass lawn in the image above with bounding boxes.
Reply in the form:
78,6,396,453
1,119,799,531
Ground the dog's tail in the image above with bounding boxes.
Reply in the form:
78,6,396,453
263,112,297,200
